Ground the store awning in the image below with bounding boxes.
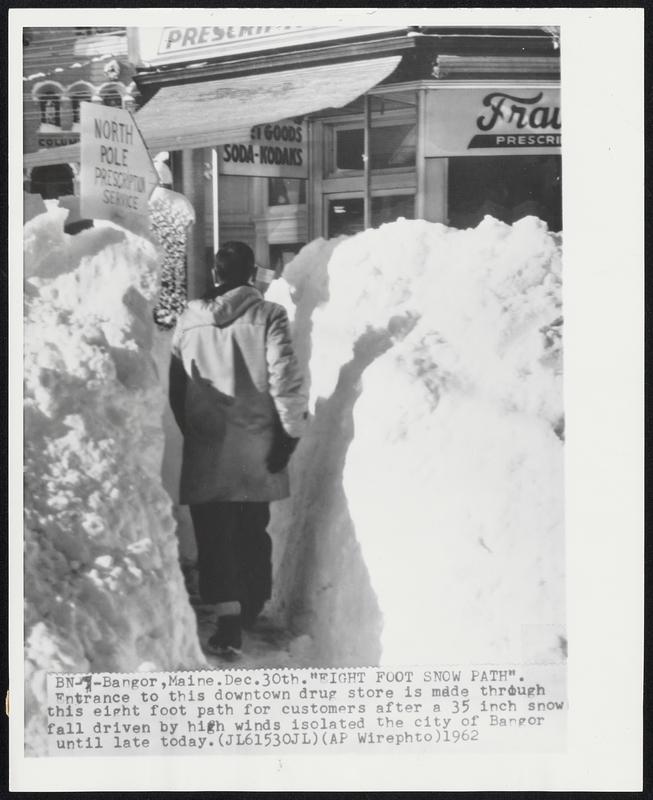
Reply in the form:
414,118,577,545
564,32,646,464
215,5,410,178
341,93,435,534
24,55,401,167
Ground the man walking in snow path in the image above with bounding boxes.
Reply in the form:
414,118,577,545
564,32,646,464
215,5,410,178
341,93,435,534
169,241,308,658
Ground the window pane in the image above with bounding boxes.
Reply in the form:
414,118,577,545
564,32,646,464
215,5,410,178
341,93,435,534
327,194,415,238
40,94,61,127
448,155,562,232
71,95,91,124
268,178,306,206
328,198,364,237
335,124,417,172
102,91,122,108
335,129,364,170
371,124,416,169
371,194,414,226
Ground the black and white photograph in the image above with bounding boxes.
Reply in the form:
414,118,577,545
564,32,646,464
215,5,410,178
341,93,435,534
9,7,643,792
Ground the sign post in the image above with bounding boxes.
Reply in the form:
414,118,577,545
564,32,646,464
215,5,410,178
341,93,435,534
211,147,220,254
80,102,159,234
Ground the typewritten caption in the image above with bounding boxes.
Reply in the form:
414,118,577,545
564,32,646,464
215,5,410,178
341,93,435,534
46,665,566,756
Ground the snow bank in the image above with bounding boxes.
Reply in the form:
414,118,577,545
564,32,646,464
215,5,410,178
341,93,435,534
23,207,205,755
268,216,564,666
21,204,564,751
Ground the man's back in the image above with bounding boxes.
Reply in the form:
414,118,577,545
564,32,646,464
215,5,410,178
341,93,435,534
170,285,307,505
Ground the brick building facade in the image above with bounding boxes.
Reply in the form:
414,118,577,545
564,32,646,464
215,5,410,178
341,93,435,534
23,27,138,198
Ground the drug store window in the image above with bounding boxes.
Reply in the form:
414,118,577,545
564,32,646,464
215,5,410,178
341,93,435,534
317,100,418,239
327,116,417,174
448,155,562,232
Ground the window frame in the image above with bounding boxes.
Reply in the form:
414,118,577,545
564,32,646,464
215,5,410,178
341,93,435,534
267,177,307,209
323,187,416,238
98,82,125,109
324,108,418,178
32,81,65,131
68,81,95,126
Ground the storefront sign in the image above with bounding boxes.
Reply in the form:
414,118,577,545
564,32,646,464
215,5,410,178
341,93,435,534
80,102,159,233
37,132,80,149
129,25,404,67
217,120,308,179
424,86,561,157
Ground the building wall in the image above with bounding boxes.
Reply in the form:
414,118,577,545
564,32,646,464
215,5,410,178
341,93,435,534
23,30,560,273
23,27,138,195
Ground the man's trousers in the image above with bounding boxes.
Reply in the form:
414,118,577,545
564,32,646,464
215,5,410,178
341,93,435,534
189,501,272,623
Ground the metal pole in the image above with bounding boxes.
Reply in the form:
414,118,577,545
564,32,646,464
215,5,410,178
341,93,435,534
182,148,197,299
306,119,315,242
363,93,371,230
211,147,220,254
415,88,426,220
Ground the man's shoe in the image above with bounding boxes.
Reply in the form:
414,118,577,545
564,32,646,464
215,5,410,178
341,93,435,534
205,637,242,660
205,614,242,658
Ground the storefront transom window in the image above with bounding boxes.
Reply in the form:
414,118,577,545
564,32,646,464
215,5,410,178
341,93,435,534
333,122,417,172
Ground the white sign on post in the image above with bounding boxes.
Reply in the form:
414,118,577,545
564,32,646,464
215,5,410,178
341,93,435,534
218,119,308,179
80,102,159,234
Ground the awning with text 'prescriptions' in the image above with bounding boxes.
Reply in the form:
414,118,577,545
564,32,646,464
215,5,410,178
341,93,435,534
23,55,401,167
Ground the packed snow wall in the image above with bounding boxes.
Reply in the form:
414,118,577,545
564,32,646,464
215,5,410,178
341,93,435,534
23,206,205,755
267,216,565,666
21,203,565,753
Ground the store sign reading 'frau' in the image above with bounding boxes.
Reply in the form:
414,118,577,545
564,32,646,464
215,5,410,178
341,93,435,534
424,87,561,157
217,121,308,179
470,91,561,149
